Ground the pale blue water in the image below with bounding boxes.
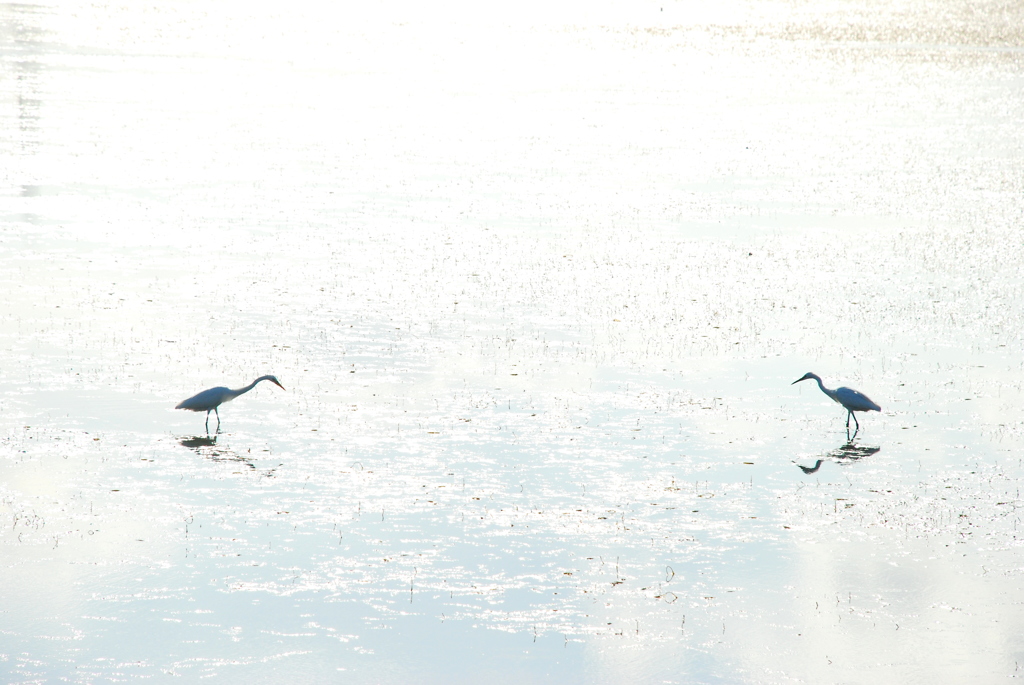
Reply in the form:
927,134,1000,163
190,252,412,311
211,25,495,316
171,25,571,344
2,1,1024,682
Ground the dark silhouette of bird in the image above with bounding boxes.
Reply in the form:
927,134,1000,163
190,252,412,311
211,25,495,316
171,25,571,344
792,372,880,431
176,375,284,431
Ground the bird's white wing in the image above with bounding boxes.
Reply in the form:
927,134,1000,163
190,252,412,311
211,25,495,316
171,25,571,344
835,387,880,412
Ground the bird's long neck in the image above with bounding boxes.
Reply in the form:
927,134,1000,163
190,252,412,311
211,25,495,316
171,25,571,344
811,374,839,402
229,376,270,400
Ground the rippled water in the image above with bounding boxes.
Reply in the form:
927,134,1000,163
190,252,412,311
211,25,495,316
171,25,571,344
2,1,1024,682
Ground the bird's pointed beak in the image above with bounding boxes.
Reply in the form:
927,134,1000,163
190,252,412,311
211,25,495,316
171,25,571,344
274,380,285,391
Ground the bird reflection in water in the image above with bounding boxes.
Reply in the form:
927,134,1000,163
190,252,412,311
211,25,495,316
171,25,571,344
180,435,218,449
179,434,259,471
795,438,880,474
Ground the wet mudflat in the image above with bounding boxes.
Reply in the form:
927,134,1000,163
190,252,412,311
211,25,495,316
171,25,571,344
2,1,1024,682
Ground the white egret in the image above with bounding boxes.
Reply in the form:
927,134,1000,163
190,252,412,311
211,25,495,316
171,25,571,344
792,372,880,431
176,375,285,431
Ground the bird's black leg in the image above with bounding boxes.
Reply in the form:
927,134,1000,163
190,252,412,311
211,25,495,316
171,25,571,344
852,412,860,431
846,411,851,429
214,407,221,434
205,411,211,434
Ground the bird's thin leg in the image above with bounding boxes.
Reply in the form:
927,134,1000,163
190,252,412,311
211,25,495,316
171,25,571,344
205,411,210,434
215,407,221,434
852,412,860,431
846,411,851,429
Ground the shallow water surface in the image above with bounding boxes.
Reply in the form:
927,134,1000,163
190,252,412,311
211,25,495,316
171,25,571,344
2,1,1024,682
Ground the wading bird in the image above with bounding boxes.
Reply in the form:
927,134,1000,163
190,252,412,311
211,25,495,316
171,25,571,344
792,372,880,431
176,375,285,431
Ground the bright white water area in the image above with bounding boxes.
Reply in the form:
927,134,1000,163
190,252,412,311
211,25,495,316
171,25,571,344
2,1,1024,682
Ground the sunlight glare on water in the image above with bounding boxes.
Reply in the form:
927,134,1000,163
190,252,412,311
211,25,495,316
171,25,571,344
2,0,1024,682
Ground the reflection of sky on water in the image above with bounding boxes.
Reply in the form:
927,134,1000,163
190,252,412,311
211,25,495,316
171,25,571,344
2,0,1024,681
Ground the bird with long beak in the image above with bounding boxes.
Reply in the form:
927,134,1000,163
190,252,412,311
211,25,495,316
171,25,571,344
792,372,880,432
176,375,285,432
